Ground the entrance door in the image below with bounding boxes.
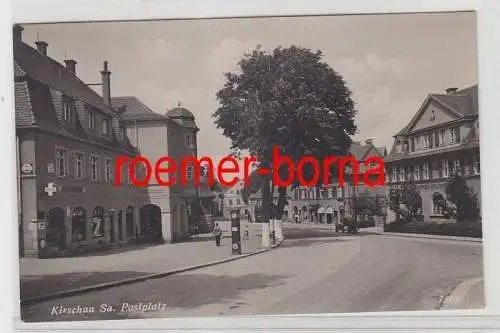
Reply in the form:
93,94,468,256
140,204,162,242
117,210,123,241
109,213,115,243
46,207,66,251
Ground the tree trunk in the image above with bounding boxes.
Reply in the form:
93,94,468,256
276,186,288,219
261,163,271,224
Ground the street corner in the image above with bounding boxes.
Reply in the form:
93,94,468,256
440,277,485,310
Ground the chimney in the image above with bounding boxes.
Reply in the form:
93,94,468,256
64,59,77,75
100,61,111,106
365,139,373,145
446,87,458,95
35,41,48,56
13,24,23,41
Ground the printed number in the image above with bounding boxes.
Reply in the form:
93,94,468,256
439,295,462,305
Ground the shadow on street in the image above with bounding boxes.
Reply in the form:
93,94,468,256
21,272,290,322
281,238,352,248
20,271,150,301
284,227,376,240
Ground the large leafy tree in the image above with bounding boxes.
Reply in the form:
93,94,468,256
389,181,422,222
213,45,357,224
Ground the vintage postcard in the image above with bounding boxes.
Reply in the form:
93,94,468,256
14,11,483,322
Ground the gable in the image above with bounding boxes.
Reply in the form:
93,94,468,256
409,100,460,132
363,146,383,160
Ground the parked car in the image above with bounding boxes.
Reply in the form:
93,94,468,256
340,217,358,233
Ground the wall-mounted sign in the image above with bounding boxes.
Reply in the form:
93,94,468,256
47,162,55,174
44,182,58,197
21,163,33,175
72,207,85,217
61,186,85,193
37,221,47,230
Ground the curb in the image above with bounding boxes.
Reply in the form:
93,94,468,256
378,232,482,243
21,239,285,307
439,277,484,310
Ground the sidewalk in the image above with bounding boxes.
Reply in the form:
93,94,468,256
20,223,266,302
376,230,482,243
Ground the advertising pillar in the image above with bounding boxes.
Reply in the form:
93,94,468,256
231,210,241,255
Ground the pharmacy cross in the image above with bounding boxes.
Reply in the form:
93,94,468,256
44,182,57,196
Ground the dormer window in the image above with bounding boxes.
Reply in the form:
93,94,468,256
63,102,73,122
88,111,95,129
450,128,458,144
102,119,109,136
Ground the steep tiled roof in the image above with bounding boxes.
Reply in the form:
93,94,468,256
393,85,478,137
376,146,387,157
14,39,137,155
13,39,117,118
111,96,170,122
14,81,34,126
349,141,383,161
431,88,478,117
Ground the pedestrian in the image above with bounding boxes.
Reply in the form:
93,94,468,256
193,224,199,241
213,223,223,246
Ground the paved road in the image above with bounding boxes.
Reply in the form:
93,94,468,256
21,225,483,322
20,221,263,300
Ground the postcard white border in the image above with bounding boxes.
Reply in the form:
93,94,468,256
4,0,500,331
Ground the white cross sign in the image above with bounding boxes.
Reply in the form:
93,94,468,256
45,182,57,196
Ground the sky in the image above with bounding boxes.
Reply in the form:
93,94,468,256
21,11,477,166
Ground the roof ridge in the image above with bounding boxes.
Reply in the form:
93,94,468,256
14,40,119,118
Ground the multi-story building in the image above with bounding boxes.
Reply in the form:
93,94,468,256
222,179,249,220
14,25,150,257
385,85,480,222
110,97,216,239
289,140,387,224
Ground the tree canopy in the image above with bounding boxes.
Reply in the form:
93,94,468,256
212,45,358,221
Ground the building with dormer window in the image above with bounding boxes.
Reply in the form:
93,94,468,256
385,85,480,221
14,25,151,258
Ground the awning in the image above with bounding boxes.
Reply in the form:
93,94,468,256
326,206,334,214
317,207,325,214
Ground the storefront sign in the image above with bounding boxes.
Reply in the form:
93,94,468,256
61,186,86,193
73,207,85,217
47,162,55,174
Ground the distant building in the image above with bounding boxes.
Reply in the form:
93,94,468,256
222,179,249,219
289,140,387,224
385,85,480,222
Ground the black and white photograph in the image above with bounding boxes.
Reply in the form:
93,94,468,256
13,11,484,323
